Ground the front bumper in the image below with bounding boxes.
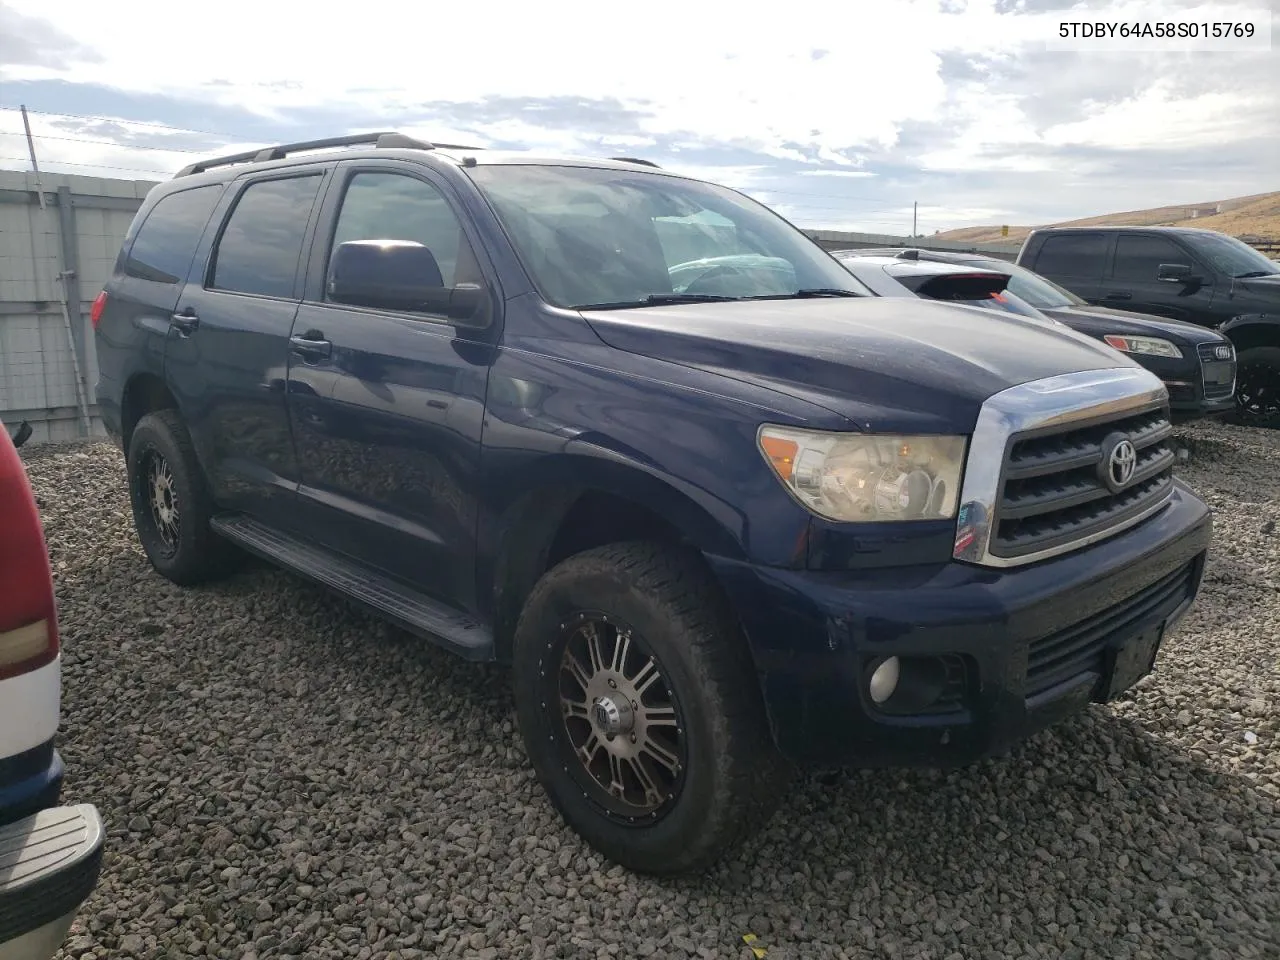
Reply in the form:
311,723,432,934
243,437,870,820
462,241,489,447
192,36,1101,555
1165,379,1236,421
711,480,1212,767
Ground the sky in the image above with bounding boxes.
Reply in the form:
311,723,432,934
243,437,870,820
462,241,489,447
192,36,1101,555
0,0,1276,235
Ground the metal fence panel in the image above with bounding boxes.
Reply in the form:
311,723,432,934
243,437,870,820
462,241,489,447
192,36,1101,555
0,170,152,442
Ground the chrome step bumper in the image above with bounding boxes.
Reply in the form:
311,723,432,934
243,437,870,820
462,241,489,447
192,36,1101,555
0,804,104,959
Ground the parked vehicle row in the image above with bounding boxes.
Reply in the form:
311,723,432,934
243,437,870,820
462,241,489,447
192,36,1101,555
91,132,1212,876
833,247,1239,423
1018,226,1280,428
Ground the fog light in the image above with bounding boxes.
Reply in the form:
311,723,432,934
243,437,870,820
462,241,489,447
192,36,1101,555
868,656,900,704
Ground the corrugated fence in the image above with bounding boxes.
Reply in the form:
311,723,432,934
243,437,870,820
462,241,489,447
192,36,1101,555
0,169,1022,441
1,170,151,442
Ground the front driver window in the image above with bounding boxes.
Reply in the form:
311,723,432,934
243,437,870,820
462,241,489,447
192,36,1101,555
328,172,483,297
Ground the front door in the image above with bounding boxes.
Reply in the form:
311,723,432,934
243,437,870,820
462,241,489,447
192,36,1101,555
1102,232,1219,326
1029,231,1110,304
286,163,497,612
167,170,330,522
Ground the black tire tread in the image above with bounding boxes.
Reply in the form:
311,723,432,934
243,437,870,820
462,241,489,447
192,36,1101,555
1228,345,1280,429
128,409,241,585
515,540,792,875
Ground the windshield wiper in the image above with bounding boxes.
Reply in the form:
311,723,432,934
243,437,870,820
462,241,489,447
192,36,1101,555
747,288,864,300
576,293,742,310
1233,270,1277,279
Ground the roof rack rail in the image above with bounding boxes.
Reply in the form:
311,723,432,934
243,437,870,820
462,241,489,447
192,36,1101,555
609,157,661,168
173,131,483,178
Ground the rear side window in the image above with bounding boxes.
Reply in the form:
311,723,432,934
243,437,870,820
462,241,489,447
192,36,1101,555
211,175,324,298
1112,234,1191,282
124,185,223,284
1034,233,1108,279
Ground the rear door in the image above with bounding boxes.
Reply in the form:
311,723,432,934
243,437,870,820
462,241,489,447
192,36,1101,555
1103,232,1218,326
1022,231,1110,304
284,161,498,611
165,167,331,522
95,183,225,431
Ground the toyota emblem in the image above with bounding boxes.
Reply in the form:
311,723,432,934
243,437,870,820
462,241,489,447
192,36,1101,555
1108,439,1137,489
1097,432,1139,493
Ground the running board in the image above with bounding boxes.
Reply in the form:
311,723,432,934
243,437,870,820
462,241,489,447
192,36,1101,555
211,513,494,661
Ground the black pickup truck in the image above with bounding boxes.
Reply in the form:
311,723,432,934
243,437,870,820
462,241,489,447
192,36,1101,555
1018,226,1280,427
94,132,1213,874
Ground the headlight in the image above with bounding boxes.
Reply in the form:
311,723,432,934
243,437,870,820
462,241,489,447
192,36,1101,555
1102,334,1182,359
757,426,966,523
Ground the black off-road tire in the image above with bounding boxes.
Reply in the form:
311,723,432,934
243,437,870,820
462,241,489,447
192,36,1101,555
1229,346,1280,429
512,541,792,876
126,410,242,585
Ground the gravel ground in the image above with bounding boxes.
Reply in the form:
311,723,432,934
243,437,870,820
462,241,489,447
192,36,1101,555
22,420,1280,960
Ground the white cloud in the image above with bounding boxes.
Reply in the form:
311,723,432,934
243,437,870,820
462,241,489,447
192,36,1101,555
1042,81,1277,150
0,0,1108,156
0,0,1274,231
800,170,879,178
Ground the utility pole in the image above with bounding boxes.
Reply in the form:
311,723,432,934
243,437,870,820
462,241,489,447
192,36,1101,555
912,201,918,238
20,105,46,209
19,104,91,436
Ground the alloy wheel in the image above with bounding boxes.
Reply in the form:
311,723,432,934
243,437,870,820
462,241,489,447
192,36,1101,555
555,612,687,822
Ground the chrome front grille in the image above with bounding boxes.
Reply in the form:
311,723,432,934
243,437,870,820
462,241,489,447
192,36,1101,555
992,408,1176,560
1196,341,1236,401
953,367,1175,569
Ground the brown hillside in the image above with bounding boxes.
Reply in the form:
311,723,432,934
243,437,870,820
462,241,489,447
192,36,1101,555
936,191,1280,247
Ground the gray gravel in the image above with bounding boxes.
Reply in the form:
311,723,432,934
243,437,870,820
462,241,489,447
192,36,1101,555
22,420,1280,960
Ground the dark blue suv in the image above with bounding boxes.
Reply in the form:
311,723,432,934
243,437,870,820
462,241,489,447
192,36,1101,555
93,132,1213,875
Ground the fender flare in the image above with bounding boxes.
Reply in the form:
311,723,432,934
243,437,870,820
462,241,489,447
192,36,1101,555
484,444,753,656
1219,313,1280,350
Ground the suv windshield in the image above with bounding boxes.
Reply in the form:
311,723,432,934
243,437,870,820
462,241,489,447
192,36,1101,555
975,260,1088,309
466,164,872,309
1181,232,1280,278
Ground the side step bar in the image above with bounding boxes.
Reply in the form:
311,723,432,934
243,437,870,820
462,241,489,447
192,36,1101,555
211,513,495,661
0,804,104,958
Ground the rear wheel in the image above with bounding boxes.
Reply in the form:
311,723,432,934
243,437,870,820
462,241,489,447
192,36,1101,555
512,541,791,875
127,410,242,585
1230,346,1280,429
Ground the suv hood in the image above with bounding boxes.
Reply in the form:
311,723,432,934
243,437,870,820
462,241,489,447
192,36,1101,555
1043,304,1225,343
580,297,1135,433
1235,274,1280,297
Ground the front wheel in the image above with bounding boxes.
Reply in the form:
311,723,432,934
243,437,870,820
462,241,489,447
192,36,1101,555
1230,345,1280,429
512,542,791,876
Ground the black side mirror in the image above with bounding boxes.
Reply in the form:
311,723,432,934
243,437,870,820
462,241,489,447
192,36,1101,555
8,420,32,450
1157,262,1195,284
328,239,491,328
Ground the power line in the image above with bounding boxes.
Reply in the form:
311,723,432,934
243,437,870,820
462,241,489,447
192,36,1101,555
0,104,248,142
0,105,932,230
0,154,170,176
0,130,207,154
3,105,918,199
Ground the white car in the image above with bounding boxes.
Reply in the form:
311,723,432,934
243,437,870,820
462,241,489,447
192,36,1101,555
0,419,103,960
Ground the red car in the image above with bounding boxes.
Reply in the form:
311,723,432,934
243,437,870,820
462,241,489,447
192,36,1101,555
0,419,104,959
